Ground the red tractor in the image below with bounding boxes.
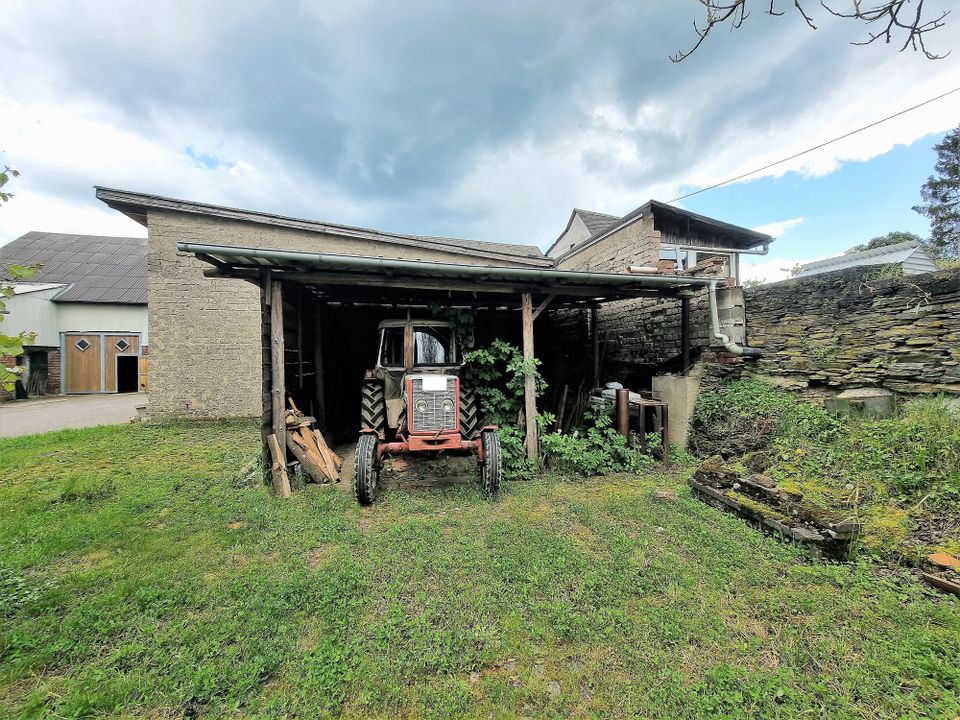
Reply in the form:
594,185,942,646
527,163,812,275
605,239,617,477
354,319,502,505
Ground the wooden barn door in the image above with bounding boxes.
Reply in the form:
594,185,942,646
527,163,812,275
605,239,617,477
104,334,140,392
64,334,102,393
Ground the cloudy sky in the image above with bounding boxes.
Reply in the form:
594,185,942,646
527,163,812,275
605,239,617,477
1,0,958,282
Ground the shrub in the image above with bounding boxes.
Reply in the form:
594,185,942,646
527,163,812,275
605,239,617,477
540,406,655,477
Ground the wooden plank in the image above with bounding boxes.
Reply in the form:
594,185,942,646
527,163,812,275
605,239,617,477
286,432,330,484
521,292,538,462
103,334,140,392
267,433,291,497
271,278,286,460
922,572,960,597
64,334,102,393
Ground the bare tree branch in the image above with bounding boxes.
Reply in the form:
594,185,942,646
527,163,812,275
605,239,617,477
672,0,950,62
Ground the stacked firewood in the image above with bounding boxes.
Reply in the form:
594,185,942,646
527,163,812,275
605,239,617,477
284,399,342,484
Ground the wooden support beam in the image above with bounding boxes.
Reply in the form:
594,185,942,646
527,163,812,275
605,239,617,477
260,278,273,486
270,278,286,461
267,433,291,498
521,292,539,463
314,305,326,432
590,306,599,388
531,293,556,321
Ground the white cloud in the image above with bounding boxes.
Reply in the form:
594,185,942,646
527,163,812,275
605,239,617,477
752,217,805,238
0,191,145,246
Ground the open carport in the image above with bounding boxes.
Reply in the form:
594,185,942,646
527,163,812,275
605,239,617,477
177,241,728,490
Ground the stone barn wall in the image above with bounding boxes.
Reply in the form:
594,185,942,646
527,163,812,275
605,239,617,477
742,267,960,395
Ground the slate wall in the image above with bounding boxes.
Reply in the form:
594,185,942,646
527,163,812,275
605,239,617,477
742,266,960,395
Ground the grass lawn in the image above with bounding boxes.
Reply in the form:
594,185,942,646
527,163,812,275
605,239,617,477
1,422,958,719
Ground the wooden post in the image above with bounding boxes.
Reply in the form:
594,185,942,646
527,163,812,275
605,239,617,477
680,296,691,374
590,306,599,387
267,433,291,498
260,277,273,485
314,305,326,433
521,293,538,462
270,277,286,460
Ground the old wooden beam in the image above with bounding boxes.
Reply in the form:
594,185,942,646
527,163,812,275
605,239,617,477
267,433,291,498
270,277,287,460
260,276,273,485
590,306,599,387
531,293,556,321
521,292,539,462
314,305,326,432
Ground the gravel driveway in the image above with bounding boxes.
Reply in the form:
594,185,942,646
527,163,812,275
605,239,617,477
0,393,146,438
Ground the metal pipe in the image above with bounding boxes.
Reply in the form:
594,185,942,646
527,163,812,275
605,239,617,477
178,241,719,290
661,242,770,256
706,279,762,358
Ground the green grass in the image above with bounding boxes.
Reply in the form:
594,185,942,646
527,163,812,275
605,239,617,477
1,422,958,719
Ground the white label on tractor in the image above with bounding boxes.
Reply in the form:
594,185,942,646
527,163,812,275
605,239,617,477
421,375,447,392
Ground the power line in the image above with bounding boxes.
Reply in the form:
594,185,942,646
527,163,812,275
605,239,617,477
668,85,960,203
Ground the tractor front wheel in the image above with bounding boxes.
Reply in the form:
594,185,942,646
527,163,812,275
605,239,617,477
480,430,502,498
354,433,380,506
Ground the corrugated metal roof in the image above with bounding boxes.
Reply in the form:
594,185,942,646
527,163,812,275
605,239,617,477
795,241,937,278
0,231,147,304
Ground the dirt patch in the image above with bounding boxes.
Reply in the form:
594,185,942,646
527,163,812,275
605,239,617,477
227,521,246,530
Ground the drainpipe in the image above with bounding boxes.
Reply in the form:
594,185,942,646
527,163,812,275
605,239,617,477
707,279,762,358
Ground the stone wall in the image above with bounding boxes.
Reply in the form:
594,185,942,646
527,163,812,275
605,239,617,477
743,267,960,395
607,265,960,397
147,210,534,418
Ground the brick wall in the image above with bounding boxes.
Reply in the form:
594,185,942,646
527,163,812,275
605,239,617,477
147,210,537,418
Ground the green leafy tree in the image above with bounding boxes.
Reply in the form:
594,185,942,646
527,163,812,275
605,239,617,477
845,231,924,255
914,126,960,259
0,166,40,392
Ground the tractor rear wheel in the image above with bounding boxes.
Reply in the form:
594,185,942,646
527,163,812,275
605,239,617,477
360,380,386,435
354,433,380,505
459,388,479,439
480,429,502,498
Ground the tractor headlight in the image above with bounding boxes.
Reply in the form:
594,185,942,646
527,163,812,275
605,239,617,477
442,398,455,413
415,399,428,414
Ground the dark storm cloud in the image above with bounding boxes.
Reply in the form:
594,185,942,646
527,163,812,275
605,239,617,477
2,0,952,241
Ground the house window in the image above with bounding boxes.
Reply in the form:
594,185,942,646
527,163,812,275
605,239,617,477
115,339,130,352
75,338,91,352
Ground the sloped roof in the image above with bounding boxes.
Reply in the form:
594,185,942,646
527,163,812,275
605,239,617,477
96,187,549,267
795,240,935,277
0,231,147,304
575,209,620,236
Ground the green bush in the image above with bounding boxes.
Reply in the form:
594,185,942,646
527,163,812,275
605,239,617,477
463,340,546,481
540,406,655,477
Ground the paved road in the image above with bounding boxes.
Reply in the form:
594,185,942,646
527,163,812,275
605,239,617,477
0,393,146,438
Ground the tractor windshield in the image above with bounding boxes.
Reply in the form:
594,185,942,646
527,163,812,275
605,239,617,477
379,325,456,367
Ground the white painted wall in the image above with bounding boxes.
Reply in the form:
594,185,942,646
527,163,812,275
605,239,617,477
3,296,148,347
4,288,63,346
57,304,149,344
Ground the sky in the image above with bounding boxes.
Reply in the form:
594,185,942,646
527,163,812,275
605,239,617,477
1,0,958,283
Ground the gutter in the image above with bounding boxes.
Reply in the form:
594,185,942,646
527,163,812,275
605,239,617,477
176,241,719,290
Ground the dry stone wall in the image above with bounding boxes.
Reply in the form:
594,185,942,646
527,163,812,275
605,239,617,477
743,267,960,395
